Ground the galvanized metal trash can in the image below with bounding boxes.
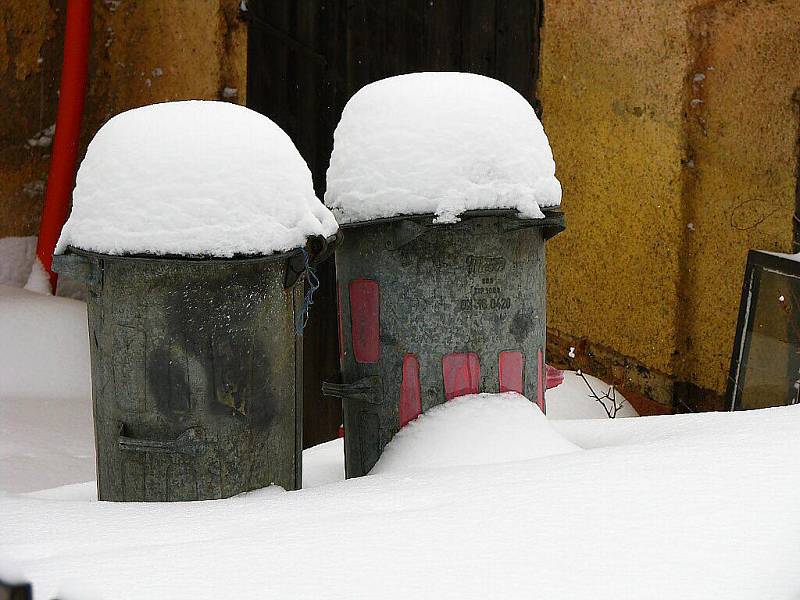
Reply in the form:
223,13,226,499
54,237,334,501
323,209,564,477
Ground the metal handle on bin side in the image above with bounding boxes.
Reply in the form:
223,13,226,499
52,249,105,289
284,232,341,289
284,251,306,289
51,251,91,282
322,376,383,404
387,220,429,251
118,426,205,456
308,231,341,266
498,211,566,240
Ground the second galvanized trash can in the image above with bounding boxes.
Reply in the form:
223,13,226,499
324,209,564,478
54,240,334,501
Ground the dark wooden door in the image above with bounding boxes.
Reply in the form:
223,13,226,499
246,0,544,448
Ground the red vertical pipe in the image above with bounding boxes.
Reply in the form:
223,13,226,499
36,0,92,291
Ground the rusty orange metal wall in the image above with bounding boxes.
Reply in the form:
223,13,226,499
4,0,799,413
0,0,247,238
542,0,800,410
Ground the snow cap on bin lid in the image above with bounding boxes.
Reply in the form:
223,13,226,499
325,72,562,225
56,100,338,257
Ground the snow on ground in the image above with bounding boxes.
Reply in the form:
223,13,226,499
372,392,580,475
325,72,561,224
2,286,800,599
23,258,52,295
552,402,799,450
55,101,338,257
301,437,344,488
546,370,639,419
2,399,799,599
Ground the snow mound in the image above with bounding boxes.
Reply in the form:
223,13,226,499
371,392,579,475
325,72,561,224
23,258,52,295
0,285,93,493
4,406,800,600
302,438,345,488
56,101,338,257
546,370,639,419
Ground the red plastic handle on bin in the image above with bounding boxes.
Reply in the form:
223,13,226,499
442,352,480,400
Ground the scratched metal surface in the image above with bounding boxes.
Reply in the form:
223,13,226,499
330,211,563,478
55,250,304,501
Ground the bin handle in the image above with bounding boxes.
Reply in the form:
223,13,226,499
51,251,92,281
322,376,383,404
387,220,429,251
284,232,341,289
118,426,205,456
307,232,341,266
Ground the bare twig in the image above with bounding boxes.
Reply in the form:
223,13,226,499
575,369,627,418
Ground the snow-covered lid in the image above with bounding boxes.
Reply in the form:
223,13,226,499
325,72,562,225
56,101,338,257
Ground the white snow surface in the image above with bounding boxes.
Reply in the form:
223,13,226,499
325,72,562,224
55,101,338,257
546,370,639,419
0,285,92,492
301,436,345,488
2,400,800,599
371,392,580,475
23,258,52,295
3,287,800,599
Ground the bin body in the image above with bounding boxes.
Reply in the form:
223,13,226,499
54,249,304,501
329,210,564,477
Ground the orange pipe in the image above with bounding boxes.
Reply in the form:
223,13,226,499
36,0,92,291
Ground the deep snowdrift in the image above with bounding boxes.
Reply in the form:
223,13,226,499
56,101,338,257
325,72,562,224
2,400,799,600
3,287,800,599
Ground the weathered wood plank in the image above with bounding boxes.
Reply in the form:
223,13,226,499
385,1,425,76
424,0,462,71
293,0,322,191
460,0,497,76
495,0,534,101
246,1,292,135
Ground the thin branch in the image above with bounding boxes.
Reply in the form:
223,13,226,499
575,369,626,419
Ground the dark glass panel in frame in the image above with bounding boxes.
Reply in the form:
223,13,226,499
727,250,800,410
